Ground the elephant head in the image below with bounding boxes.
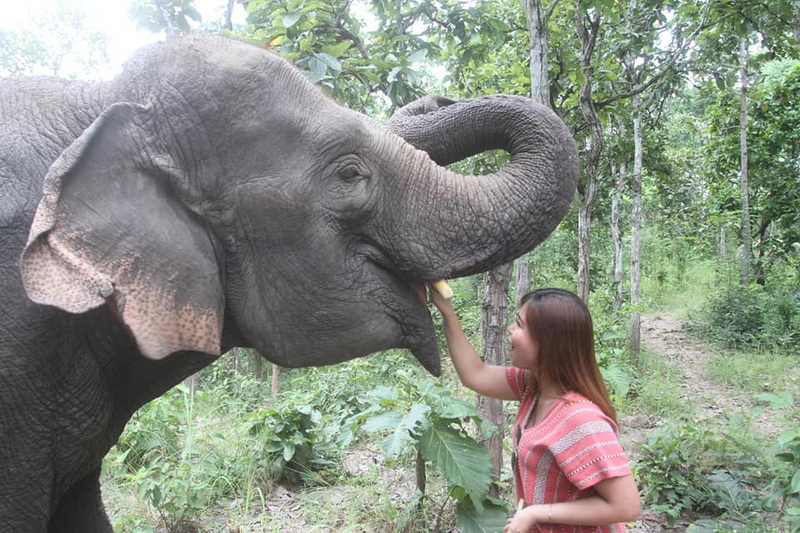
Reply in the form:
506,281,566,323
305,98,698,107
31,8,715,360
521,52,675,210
20,35,577,376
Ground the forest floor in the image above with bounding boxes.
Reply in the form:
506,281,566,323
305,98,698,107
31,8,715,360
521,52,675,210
624,313,786,532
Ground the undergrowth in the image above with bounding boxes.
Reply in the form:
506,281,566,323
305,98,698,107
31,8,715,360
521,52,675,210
101,256,800,532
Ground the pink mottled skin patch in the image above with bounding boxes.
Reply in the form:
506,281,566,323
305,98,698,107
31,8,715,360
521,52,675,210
23,227,223,360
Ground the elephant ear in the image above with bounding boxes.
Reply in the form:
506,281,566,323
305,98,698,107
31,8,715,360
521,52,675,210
21,102,225,359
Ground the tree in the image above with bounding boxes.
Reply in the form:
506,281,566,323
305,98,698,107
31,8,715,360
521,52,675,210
130,0,202,39
745,59,800,274
680,0,799,283
515,0,557,305
573,1,602,303
738,36,753,284
0,2,108,79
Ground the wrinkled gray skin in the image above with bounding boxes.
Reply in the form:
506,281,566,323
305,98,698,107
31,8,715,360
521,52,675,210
0,35,577,531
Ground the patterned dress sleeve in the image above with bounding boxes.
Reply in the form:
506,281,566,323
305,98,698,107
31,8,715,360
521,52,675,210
552,399,632,490
505,366,528,401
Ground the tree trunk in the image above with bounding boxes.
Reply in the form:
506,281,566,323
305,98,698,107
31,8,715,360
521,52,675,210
224,0,235,31
574,4,603,302
577,200,594,302
795,4,800,40
271,364,281,396
515,260,530,306
415,449,426,498
526,0,550,106
251,349,264,380
629,94,643,360
611,155,626,313
738,36,753,285
516,0,551,303
477,263,512,498
183,372,200,394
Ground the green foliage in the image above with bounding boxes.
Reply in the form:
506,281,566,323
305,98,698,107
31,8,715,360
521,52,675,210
701,282,800,351
0,2,108,78
352,370,506,530
708,345,799,396
107,373,348,528
625,347,686,418
244,392,332,485
637,419,772,527
759,392,800,532
699,57,800,280
108,384,223,530
590,301,634,401
748,59,800,260
130,0,202,37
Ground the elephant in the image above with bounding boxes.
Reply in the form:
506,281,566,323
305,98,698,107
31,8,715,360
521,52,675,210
0,34,578,531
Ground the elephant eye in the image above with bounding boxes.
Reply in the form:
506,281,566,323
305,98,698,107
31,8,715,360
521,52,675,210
339,164,364,182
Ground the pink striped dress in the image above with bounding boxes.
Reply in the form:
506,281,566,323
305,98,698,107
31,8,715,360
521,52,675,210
506,366,632,533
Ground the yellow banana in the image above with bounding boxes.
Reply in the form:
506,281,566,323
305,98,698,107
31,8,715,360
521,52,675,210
431,280,453,299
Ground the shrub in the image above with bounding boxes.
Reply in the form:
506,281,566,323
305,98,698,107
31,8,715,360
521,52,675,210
702,283,800,350
244,389,341,485
637,420,773,527
760,392,800,533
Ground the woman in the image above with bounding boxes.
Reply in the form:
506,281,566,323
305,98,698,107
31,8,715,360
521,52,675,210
428,286,640,533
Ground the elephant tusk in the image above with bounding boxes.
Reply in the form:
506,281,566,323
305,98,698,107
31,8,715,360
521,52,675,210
431,280,454,299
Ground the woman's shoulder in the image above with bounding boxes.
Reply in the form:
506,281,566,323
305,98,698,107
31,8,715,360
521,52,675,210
505,366,534,401
555,391,615,426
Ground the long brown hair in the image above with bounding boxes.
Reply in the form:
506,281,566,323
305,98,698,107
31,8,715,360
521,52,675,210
521,288,618,425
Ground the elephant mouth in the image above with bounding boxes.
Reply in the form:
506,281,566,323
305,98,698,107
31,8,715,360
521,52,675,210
366,257,441,376
403,282,441,377
354,245,441,377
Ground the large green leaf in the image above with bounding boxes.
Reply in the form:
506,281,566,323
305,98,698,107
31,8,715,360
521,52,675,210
364,404,430,457
363,410,403,433
283,11,303,28
455,497,509,533
418,422,491,508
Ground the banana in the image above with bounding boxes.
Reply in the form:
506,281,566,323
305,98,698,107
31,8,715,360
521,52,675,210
431,279,453,299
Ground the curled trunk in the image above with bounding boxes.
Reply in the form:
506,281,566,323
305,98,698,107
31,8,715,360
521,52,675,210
387,95,578,280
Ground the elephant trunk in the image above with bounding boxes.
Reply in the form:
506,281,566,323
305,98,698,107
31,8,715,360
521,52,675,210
386,94,578,280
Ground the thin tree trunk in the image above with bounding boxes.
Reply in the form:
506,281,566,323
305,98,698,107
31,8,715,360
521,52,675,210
415,449,426,500
629,94,643,360
183,372,200,394
517,0,552,304
252,349,264,380
224,0,235,31
611,156,626,313
159,4,177,40
515,261,530,306
477,263,512,498
795,5,800,40
738,37,753,285
577,200,595,302
574,4,602,302
271,364,281,396
526,0,550,105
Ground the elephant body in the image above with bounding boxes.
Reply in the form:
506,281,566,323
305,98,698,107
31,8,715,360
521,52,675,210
0,35,577,531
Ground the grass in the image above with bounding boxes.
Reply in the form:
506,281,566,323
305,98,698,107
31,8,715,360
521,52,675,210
641,258,718,318
708,347,800,395
623,347,689,420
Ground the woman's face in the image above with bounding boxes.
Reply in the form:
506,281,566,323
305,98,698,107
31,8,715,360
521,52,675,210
508,303,538,370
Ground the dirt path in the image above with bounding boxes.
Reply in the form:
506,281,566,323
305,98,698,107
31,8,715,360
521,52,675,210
637,312,783,435
624,313,785,532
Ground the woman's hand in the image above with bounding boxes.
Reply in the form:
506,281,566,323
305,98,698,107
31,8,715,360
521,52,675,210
503,504,541,533
427,282,455,315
